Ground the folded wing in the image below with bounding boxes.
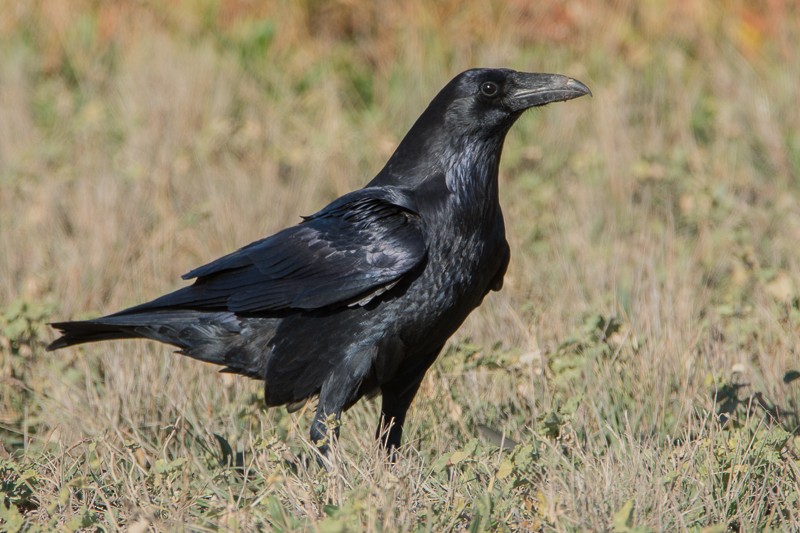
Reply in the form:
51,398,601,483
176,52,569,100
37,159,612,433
113,187,427,316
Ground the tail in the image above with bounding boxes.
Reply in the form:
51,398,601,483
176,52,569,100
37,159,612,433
48,320,144,349
47,310,249,370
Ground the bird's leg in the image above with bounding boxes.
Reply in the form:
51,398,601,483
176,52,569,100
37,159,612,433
377,345,444,461
310,407,341,458
310,367,361,466
377,382,422,460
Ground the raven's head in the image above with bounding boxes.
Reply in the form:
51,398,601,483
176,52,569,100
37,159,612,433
434,68,591,138
372,68,590,186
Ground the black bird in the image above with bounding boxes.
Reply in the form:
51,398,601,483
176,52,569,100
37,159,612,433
48,68,590,455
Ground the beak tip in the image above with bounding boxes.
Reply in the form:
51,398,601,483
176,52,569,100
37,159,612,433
567,78,592,98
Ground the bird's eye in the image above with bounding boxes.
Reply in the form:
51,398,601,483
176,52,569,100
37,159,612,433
480,81,499,97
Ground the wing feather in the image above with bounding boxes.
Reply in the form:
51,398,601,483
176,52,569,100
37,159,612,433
115,187,426,316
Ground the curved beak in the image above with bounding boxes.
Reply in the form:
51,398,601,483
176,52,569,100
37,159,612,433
507,72,592,111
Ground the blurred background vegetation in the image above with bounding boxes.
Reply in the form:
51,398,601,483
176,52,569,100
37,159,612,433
1,0,799,530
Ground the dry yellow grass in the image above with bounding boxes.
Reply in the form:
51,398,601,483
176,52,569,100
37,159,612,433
1,1,799,530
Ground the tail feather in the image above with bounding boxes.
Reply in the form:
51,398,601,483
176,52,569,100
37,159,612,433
47,321,141,350
47,310,242,366
48,308,275,380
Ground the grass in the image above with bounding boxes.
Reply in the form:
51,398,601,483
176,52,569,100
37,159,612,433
1,1,799,530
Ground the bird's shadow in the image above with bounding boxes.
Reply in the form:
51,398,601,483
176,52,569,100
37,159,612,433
714,371,800,435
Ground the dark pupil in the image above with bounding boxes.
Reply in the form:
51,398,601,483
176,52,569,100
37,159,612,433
481,82,498,96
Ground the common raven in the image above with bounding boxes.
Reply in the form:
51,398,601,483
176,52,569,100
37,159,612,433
48,68,590,455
